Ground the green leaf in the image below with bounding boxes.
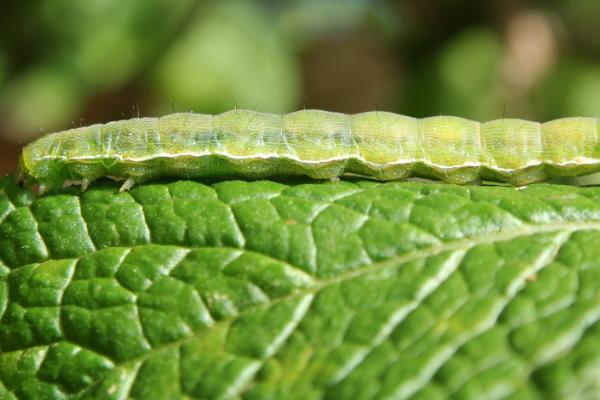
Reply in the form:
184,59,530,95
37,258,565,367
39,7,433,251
1,176,600,399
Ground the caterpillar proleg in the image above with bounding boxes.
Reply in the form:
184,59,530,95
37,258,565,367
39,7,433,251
16,110,600,191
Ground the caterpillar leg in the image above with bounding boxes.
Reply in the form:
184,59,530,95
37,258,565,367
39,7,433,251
119,177,137,192
38,184,48,195
119,175,156,192
36,178,64,195
81,178,94,192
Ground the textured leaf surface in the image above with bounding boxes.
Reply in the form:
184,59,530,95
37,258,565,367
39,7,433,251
1,176,600,399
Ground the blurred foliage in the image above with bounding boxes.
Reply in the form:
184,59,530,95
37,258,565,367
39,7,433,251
153,1,299,114
1,0,600,173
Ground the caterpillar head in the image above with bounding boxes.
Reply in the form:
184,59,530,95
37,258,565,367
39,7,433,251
16,148,64,194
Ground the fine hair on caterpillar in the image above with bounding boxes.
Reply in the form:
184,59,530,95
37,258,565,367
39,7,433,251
16,109,600,192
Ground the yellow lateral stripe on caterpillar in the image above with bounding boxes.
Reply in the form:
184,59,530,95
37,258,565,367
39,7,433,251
17,110,600,191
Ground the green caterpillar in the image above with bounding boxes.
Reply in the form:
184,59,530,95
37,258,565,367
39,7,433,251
17,109,600,192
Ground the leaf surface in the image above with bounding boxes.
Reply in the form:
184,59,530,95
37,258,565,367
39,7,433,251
1,177,600,399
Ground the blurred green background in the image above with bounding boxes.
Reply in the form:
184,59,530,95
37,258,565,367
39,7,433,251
1,0,600,175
